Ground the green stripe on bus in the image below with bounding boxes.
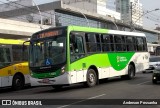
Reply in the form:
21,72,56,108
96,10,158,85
31,69,61,79
68,26,109,34
70,52,135,71
70,54,111,71
108,52,135,71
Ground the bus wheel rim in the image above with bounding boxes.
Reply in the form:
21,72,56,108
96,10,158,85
16,79,21,87
89,73,95,84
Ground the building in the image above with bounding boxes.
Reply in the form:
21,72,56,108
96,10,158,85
0,0,159,45
116,0,143,27
155,27,160,31
62,0,121,20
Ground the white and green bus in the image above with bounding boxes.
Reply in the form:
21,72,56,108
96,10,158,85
27,26,149,88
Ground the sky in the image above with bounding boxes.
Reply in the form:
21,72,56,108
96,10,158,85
0,0,160,30
140,0,160,29
107,0,160,30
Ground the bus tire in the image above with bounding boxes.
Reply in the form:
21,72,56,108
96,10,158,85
142,71,146,73
152,79,157,84
127,64,135,80
12,74,24,90
52,85,63,90
85,69,97,87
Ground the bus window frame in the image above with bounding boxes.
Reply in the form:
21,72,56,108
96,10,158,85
70,32,86,63
126,36,135,52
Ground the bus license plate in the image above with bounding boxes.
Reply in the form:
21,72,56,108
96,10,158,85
41,78,49,83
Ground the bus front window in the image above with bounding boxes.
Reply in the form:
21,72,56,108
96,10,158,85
30,36,66,67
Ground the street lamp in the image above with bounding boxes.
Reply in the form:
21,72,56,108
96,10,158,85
111,17,119,30
62,1,90,27
130,8,160,31
79,11,90,27
106,15,119,30
32,0,43,30
65,8,90,27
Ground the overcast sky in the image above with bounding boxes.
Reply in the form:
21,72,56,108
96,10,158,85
140,0,160,29
0,0,160,30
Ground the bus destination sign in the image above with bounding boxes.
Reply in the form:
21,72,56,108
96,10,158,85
37,30,62,39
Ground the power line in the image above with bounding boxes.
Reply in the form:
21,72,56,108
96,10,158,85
0,0,53,19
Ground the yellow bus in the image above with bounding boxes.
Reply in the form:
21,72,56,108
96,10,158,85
0,38,30,90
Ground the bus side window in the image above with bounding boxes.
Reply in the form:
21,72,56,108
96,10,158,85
110,35,114,51
137,37,144,51
70,34,75,55
101,34,111,52
122,36,126,51
143,37,147,51
114,35,122,51
95,34,101,52
156,46,160,56
0,47,11,67
126,36,134,51
70,33,85,62
12,45,23,62
133,37,137,51
85,33,97,53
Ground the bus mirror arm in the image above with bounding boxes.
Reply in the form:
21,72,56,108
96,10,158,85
22,40,30,52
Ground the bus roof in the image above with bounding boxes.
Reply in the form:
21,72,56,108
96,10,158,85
108,30,145,37
68,26,145,37
33,25,146,37
0,38,25,45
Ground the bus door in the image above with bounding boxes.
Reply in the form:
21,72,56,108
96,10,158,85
0,45,12,87
70,33,85,83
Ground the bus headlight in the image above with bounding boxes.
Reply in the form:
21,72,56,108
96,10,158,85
61,66,66,75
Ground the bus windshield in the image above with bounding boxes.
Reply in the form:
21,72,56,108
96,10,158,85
29,36,66,67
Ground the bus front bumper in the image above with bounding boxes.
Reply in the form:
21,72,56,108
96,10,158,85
30,72,71,86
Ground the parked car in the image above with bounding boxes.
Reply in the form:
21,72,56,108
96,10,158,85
143,56,160,73
152,67,160,84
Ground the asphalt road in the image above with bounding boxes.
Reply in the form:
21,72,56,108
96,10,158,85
0,72,160,108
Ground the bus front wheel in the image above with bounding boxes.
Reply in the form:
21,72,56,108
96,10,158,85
12,74,24,90
85,69,97,87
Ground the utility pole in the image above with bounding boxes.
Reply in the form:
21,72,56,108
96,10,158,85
130,2,132,27
130,8,160,32
130,2,133,31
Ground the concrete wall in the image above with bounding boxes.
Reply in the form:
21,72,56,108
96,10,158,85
9,10,55,26
0,0,33,12
0,18,50,39
0,18,50,33
97,7,121,20
61,0,97,13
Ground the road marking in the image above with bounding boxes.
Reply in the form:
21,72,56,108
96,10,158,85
137,81,151,85
57,94,106,108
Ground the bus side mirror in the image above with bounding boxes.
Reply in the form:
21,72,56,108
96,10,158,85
70,33,75,43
